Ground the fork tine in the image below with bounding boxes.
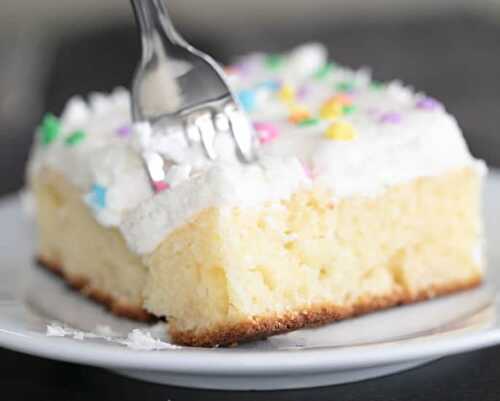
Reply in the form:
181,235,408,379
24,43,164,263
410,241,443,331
226,104,257,162
130,0,257,193
192,112,218,160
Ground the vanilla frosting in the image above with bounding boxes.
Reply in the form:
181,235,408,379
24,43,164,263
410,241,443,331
27,43,484,255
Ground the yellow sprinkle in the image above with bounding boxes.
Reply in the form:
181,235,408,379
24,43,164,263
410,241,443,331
320,99,344,120
288,104,310,124
278,84,296,103
324,121,358,141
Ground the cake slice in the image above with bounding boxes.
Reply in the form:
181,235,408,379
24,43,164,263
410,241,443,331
28,44,485,346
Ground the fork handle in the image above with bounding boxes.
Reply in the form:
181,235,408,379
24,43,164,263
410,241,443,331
130,0,186,59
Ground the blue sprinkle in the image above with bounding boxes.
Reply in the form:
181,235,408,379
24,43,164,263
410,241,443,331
90,184,107,209
257,80,281,92
237,90,256,112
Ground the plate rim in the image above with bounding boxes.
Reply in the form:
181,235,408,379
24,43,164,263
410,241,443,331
0,317,499,374
0,169,498,375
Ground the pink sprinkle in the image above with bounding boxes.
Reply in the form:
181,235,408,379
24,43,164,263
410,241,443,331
301,162,314,179
116,125,132,137
153,181,170,193
254,122,280,144
379,112,402,124
334,93,354,105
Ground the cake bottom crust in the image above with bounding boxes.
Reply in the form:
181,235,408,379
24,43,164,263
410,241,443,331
38,255,481,346
37,257,155,322
171,276,482,347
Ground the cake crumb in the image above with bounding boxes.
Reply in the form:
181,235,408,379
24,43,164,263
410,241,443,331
121,329,180,350
45,322,180,350
46,324,67,337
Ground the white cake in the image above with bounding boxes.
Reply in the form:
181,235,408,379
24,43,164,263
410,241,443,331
28,43,486,346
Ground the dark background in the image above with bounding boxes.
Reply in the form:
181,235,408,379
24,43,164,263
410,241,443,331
1,11,499,197
2,345,500,400
0,2,499,399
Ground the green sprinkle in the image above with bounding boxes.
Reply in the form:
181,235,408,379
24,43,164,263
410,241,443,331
336,81,355,92
65,130,86,146
39,114,60,146
370,81,384,90
298,118,320,127
265,54,284,70
343,105,357,115
313,63,334,79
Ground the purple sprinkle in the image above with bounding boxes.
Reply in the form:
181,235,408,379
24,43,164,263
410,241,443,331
233,63,252,76
379,112,402,124
116,125,132,137
416,97,443,111
234,56,262,75
297,84,312,100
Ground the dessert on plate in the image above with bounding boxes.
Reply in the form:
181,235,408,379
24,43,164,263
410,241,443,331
27,44,486,346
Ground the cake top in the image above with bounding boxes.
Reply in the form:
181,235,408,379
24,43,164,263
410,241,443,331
27,43,482,254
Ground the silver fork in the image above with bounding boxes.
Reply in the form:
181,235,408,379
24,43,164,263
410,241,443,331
130,0,256,192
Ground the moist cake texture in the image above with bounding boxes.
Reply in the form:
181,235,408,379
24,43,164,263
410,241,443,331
27,44,486,346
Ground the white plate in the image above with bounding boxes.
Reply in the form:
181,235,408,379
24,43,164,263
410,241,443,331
0,170,499,391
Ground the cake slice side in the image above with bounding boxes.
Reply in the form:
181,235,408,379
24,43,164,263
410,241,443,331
33,169,152,321
144,167,483,346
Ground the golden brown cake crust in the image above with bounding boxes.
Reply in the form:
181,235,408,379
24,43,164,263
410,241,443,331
37,256,481,347
37,257,155,322
170,276,482,347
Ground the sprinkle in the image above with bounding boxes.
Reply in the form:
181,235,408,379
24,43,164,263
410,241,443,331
331,93,353,105
39,114,60,146
234,62,253,76
257,80,281,92
302,162,314,179
298,118,320,127
313,63,334,79
320,99,343,120
224,66,239,76
153,181,170,193
89,184,107,209
278,84,296,103
342,105,357,115
254,122,280,144
265,54,285,70
64,130,86,146
324,121,358,141
116,125,132,138
370,81,384,90
336,81,355,93
416,97,443,111
297,84,312,100
237,90,257,112
379,112,402,124
288,105,310,124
